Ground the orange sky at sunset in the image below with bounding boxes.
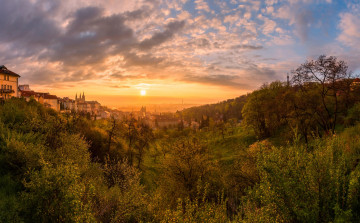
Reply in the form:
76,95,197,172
2,0,360,108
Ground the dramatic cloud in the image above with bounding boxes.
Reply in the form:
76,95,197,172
183,74,249,88
138,20,186,50
0,0,359,103
46,6,136,65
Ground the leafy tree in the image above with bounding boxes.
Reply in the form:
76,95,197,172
240,125,360,222
22,164,95,222
156,137,219,208
242,82,289,139
95,158,151,222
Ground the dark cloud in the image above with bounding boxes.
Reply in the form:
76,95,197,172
46,6,136,66
0,0,295,91
124,6,152,21
123,52,164,67
245,64,277,79
0,0,60,57
188,38,211,48
182,61,277,89
138,20,186,50
182,74,250,89
231,44,264,50
110,72,149,80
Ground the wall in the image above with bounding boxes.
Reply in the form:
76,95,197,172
0,74,18,99
44,99,60,111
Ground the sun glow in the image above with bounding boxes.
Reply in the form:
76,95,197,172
140,89,146,96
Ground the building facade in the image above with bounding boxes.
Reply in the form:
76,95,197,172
74,92,101,115
20,90,60,111
0,65,20,99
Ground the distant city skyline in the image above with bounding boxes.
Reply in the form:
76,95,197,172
1,0,360,106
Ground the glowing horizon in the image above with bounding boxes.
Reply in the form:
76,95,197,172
2,0,360,107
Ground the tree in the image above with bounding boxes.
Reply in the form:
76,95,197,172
291,55,352,134
242,82,289,139
156,137,218,208
123,115,138,166
134,122,154,169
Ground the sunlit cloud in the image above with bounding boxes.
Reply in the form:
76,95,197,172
0,0,359,106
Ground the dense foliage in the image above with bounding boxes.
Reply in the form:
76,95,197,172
1,56,360,222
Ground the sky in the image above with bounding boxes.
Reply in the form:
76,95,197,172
1,0,360,107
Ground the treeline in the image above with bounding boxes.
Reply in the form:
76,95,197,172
243,55,360,142
180,95,248,123
1,55,360,222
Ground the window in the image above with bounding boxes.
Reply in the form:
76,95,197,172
10,85,12,90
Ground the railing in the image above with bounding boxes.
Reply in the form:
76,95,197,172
0,89,15,93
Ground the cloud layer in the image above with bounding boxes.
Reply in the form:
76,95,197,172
0,0,359,99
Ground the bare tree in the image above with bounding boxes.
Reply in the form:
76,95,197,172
291,55,352,134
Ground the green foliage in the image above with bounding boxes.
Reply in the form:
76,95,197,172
161,183,229,223
0,174,22,222
156,137,220,209
242,82,290,139
344,102,360,126
22,164,95,222
1,61,360,223
181,95,248,124
240,125,360,222
94,158,152,222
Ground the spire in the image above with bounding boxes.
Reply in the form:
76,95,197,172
75,93,77,100
82,91,85,99
287,73,290,86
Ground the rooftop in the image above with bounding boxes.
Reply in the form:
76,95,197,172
0,65,20,77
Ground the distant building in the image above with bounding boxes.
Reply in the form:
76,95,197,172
351,78,360,90
74,92,100,115
20,90,42,102
60,97,76,111
146,114,180,128
99,110,111,119
18,84,102,115
0,65,20,99
20,89,60,111
19,84,31,91
43,94,60,111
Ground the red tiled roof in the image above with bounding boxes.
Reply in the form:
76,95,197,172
20,90,58,100
0,65,20,77
20,90,38,97
43,94,58,100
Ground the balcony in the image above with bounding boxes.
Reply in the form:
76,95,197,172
0,89,15,93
